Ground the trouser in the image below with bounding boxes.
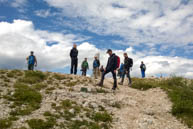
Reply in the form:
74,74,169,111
141,70,146,78
93,67,100,79
28,64,34,71
71,58,78,75
121,69,132,84
99,70,117,89
82,69,87,76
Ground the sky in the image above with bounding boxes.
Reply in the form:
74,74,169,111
0,0,193,78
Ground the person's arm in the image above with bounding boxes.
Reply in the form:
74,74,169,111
70,49,72,58
26,56,29,61
98,60,100,67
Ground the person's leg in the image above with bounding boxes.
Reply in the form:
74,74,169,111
120,70,126,84
141,70,143,78
31,65,34,71
74,58,78,75
144,71,146,78
97,67,100,77
28,64,30,70
98,71,108,86
71,59,74,74
112,71,117,90
127,70,132,85
93,68,97,79
142,70,145,78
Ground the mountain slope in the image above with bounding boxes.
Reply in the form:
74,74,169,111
0,70,191,129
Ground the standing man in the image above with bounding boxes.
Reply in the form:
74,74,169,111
93,56,100,79
140,61,146,78
70,44,78,75
98,49,119,90
119,53,133,86
26,51,37,71
81,58,89,76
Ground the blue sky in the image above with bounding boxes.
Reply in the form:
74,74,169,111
0,0,193,77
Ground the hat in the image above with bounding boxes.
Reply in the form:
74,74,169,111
106,49,112,53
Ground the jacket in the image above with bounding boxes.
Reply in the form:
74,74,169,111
124,57,133,71
93,59,100,68
106,53,117,71
70,48,78,59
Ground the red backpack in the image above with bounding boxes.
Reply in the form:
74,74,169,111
116,55,120,69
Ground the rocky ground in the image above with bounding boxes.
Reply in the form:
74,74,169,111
0,70,190,129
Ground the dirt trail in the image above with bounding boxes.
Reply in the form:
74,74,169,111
103,79,189,129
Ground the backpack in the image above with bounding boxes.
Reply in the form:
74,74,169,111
116,56,120,69
128,58,133,67
28,55,35,65
142,64,146,71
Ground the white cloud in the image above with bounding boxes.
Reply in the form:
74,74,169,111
44,0,193,47
34,9,56,18
11,0,27,8
1,20,193,78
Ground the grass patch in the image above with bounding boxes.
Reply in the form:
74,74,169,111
27,118,56,129
8,83,42,116
0,118,12,129
7,70,23,78
96,88,109,93
92,112,112,123
131,77,193,128
32,83,47,90
19,71,47,84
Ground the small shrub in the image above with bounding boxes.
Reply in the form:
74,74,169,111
92,112,112,122
19,71,47,84
8,83,42,116
0,118,12,129
27,118,56,129
96,88,109,93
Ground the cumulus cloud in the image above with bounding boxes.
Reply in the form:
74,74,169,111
1,20,193,78
44,0,193,47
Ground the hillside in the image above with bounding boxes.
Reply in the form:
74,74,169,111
0,70,192,129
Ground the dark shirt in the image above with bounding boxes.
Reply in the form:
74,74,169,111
70,48,78,59
106,53,117,71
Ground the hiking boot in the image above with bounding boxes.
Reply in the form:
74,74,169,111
97,83,103,87
118,82,123,85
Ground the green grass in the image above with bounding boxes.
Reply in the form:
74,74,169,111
19,71,47,84
27,118,56,129
132,77,193,128
9,83,42,116
92,112,113,123
7,70,23,78
32,83,47,90
0,118,12,129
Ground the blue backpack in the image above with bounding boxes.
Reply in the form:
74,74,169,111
28,55,35,65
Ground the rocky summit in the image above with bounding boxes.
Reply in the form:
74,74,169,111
0,70,191,129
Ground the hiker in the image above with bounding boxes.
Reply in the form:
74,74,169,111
81,58,89,76
70,44,78,75
100,65,104,74
118,63,124,78
93,56,100,79
119,53,133,86
26,51,37,71
98,49,120,90
140,61,146,78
